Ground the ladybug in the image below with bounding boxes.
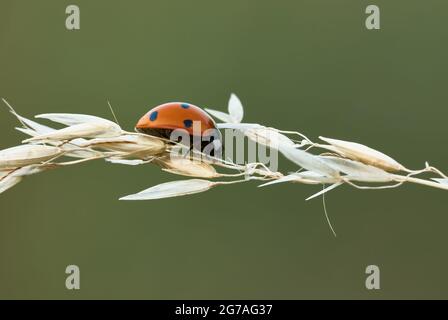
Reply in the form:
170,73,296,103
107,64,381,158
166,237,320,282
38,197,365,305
135,102,221,154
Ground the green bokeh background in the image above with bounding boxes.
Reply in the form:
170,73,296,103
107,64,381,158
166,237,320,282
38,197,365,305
0,0,447,299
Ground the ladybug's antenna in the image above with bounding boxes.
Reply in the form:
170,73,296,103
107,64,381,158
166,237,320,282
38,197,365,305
107,100,120,127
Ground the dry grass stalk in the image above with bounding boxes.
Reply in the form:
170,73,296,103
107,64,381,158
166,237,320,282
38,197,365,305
318,136,406,172
1,95,447,210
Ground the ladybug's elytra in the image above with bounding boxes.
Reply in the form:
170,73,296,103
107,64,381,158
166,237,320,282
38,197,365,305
135,102,221,152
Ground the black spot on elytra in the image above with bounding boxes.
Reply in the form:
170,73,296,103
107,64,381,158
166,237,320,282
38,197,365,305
149,111,158,121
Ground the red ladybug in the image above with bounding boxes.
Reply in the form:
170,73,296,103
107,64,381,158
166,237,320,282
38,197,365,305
135,102,221,153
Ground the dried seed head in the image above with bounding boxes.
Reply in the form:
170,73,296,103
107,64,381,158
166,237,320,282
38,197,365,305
81,134,166,155
294,171,342,184
156,155,218,178
245,127,295,149
0,165,47,195
319,156,394,183
60,147,99,159
0,145,62,169
0,174,22,194
5,107,96,159
228,93,244,123
106,158,151,166
205,93,244,124
10,165,46,177
120,179,214,200
279,144,339,177
205,109,233,123
35,113,117,126
259,171,340,187
218,123,296,149
23,121,122,143
319,136,405,172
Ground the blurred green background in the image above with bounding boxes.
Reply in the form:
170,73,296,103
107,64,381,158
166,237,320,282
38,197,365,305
0,0,447,299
